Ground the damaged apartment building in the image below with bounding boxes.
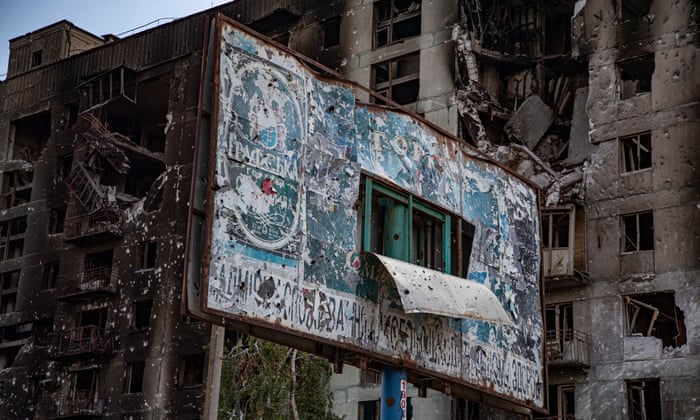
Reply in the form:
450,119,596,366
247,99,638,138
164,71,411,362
0,0,697,419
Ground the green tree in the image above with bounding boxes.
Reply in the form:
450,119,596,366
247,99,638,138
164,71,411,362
219,336,343,420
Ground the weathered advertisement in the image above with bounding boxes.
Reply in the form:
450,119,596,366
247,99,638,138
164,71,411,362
190,16,544,410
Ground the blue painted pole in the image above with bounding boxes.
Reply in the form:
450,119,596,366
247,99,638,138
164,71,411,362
381,365,407,420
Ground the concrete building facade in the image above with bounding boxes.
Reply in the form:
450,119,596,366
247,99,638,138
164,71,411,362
0,0,698,419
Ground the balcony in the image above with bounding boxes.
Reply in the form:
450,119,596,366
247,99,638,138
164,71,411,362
38,390,104,418
63,209,123,244
546,329,590,368
47,325,113,359
56,267,116,301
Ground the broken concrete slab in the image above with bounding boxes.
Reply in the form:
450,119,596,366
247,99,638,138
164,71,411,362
504,95,554,150
566,87,597,165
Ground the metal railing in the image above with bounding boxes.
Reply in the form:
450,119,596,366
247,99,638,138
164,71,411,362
48,325,112,358
546,329,590,367
63,208,123,241
38,390,104,418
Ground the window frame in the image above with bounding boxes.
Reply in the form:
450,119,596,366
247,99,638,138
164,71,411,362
362,178,452,273
621,211,654,253
177,353,205,388
139,241,157,270
620,132,652,174
371,53,420,106
374,0,422,49
123,360,145,394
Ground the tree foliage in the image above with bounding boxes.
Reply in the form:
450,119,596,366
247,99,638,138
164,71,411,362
219,336,342,420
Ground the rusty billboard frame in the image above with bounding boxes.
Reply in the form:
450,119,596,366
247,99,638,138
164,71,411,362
184,14,547,414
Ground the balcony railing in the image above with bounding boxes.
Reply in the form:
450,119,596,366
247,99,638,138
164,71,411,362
47,325,113,358
63,208,123,244
546,329,590,367
38,390,104,418
56,267,116,300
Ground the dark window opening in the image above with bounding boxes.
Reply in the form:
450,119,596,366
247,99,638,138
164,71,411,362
49,207,67,234
272,32,291,47
0,270,20,314
626,379,661,420
625,292,686,347
42,261,60,290
123,361,145,394
85,249,114,270
11,111,51,163
544,11,571,56
31,50,43,68
1,169,33,210
619,0,652,21
358,399,380,420
622,211,653,252
455,398,480,420
72,369,99,400
372,53,420,106
375,0,421,48
0,217,27,261
139,241,157,269
321,16,341,49
55,154,74,182
78,307,108,329
177,353,205,387
619,54,654,99
124,155,166,198
0,347,20,369
132,299,152,330
621,132,652,173
361,178,474,276
537,384,575,420
542,211,570,249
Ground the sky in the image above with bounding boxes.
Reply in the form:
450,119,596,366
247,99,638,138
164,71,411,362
0,0,230,80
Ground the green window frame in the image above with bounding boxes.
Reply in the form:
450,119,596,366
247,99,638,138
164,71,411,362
361,177,474,276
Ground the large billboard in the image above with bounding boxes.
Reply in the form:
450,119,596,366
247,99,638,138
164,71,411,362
186,15,545,411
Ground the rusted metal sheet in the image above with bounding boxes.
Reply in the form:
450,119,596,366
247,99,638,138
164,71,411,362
188,15,544,410
365,252,513,324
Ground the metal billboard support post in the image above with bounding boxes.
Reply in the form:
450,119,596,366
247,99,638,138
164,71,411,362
381,366,407,420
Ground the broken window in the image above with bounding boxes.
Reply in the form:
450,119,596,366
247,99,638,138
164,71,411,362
41,261,60,290
618,0,652,21
321,16,341,49
619,54,654,99
374,0,421,48
1,169,33,210
626,379,661,420
622,211,653,253
454,399,480,420
621,132,652,173
358,399,380,420
625,292,686,347
177,353,205,387
31,50,43,68
0,217,27,261
542,211,570,249
49,207,67,235
361,177,475,276
0,270,20,314
78,307,108,329
132,299,152,330
546,303,573,356
538,384,575,420
123,361,145,394
70,369,99,405
78,66,137,113
139,241,157,270
542,209,574,277
55,153,73,182
372,53,420,106
11,111,50,163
